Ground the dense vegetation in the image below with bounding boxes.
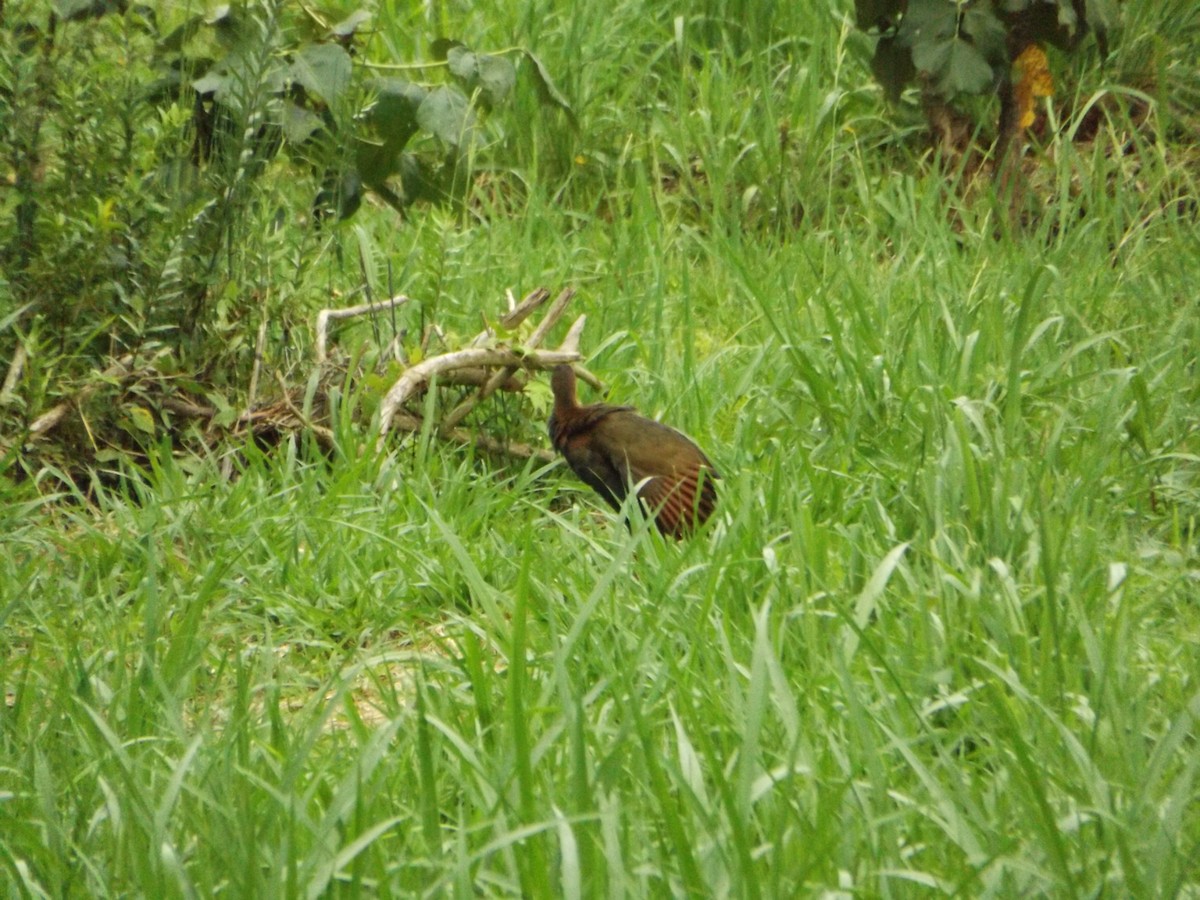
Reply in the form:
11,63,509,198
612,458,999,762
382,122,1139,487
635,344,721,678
2,0,1198,895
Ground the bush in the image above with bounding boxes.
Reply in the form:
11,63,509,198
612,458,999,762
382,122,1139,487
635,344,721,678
0,0,571,474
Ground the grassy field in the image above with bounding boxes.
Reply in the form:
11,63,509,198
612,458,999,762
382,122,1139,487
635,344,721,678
3,0,1199,896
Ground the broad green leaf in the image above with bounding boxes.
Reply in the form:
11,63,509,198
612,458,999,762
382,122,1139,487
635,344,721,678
447,47,515,108
195,54,287,104
192,72,225,96
430,38,465,61
416,86,475,148
447,46,477,82
477,54,516,107
356,139,396,187
207,3,250,50
282,101,325,143
261,60,290,95
398,152,441,203
291,43,353,105
157,13,205,52
367,78,425,149
962,6,1008,65
524,379,552,417
522,49,577,126
913,36,995,96
898,0,958,43
911,36,949,78
369,78,427,145
369,77,427,115
944,37,996,94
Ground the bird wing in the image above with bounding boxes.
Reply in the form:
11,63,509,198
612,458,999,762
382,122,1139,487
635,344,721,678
561,432,627,512
635,465,718,537
599,414,719,536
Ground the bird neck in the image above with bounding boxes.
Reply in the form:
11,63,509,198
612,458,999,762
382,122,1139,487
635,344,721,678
550,367,583,420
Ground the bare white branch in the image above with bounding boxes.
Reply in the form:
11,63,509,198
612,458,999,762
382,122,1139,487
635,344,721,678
316,294,412,364
377,346,581,447
1,344,27,404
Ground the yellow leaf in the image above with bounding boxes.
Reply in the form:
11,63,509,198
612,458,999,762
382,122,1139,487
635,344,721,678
1013,44,1054,130
129,406,156,435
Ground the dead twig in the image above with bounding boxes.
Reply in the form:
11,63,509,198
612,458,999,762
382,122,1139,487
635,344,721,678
316,294,412,364
273,371,336,450
28,354,136,439
440,289,577,434
433,367,526,392
377,346,582,444
309,285,596,457
524,287,577,348
467,287,549,347
247,317,268,414
500,287,552,330
375,286,589,449
1,345,27,405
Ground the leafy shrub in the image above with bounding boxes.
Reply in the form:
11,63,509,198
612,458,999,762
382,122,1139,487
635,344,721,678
0,0,571,465
855,0,1114,156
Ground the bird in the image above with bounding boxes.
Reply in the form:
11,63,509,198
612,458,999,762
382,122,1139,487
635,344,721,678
547,364,718,538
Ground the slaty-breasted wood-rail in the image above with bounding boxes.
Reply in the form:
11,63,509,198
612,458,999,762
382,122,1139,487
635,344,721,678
548,365,718,538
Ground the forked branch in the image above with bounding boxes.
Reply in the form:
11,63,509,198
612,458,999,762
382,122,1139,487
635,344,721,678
372,286,589,451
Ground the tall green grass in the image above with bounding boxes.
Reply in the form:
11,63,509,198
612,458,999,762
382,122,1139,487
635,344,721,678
3,0,1198,895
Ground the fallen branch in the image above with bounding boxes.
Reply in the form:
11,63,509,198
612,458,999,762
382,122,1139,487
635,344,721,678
431,367,526,392
500,288,548,328
316,294,412,364
377,346,582,446
247,317,269,414
273,371,336,451
9,286,590,485
440,288,577,434
524,287,577,348
160,396,218,420
28,354,137,439
374,286,591,450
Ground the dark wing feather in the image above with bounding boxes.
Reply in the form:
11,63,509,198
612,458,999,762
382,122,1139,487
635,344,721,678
551,403,635,514
561,431,626,512
635,465,719,537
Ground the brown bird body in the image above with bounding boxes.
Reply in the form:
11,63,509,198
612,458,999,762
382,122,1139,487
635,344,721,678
548,365,718,538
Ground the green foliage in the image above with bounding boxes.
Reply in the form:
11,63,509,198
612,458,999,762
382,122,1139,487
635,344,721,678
154,4,567,220
1,1,1198,892
0,0,573,461
2,193,1198,892
857,0,1112,104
